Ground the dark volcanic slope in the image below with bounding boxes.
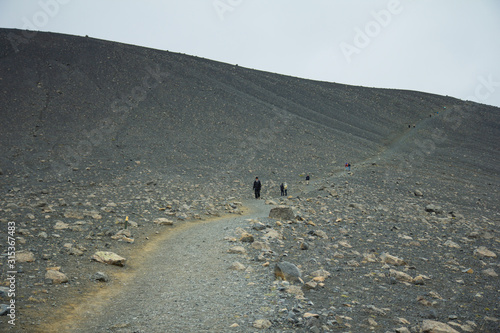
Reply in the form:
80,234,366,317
0,29,500,333
0,28,482,188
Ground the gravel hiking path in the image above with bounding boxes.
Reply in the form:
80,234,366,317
44,199,274,333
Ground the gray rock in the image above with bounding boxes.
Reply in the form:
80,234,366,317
0,287,9,298
275,261,302,283
92,271,110,282
0,304,9,316
425,204,443,214
269,206,294,220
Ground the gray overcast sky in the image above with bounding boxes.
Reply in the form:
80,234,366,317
1,0,499,107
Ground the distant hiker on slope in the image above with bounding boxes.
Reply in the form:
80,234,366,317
305,175,310,185
345,163,351,172
280,183,285,196
253,177,262,199
284,182,288,196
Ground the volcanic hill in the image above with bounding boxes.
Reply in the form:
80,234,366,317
0,29,499,332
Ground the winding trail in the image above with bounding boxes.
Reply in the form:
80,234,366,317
45,199,274,333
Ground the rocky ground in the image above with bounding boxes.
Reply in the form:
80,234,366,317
0,28,499,332
0,162,498,332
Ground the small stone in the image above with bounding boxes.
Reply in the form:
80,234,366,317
251,241,271,251
92,272,110,282
303,312,319,318
413,275,425,285
380,253,407,266
313,230,328,239
390,269,413,283
91,251,126,266
45,269,69,284
53,221,69,230
443,240,460,249
229,262,246,270
395,328,411,333
473,246,496,258
228,246,246,254
310,269,331,278
422,319,460,333
239,232,254,243
16,251,35,263
154,218,174,225
0,304,8,316
414,190,424,197
348,203,365,211
299,242,309,250
303,281,317,290
481,268,498,277
253,319,272,329
425,204,443,214
269,206,294,220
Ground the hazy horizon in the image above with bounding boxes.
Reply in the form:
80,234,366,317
1,0,499,108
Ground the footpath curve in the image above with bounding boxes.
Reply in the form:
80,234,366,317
45,199,274,333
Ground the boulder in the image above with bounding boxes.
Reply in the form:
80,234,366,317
269,206,294,220
274,261,302,283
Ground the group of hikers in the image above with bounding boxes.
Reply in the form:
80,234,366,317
252,163,351,199
252,177,290,199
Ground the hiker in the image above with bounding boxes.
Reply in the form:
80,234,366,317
280,183,285,196
253,177,262,199
305,175,310,185
284,182,288,196
345,163,351,172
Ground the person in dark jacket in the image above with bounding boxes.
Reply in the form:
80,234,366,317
280,183,285,196
253,177,262,199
